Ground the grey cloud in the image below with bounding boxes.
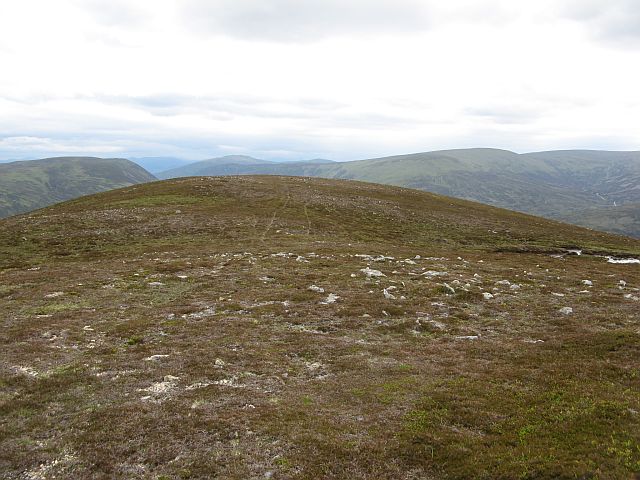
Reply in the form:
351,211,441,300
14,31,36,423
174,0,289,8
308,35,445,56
180,0,432,42
465,105,544,125
75,0,147,27
560,0,640,46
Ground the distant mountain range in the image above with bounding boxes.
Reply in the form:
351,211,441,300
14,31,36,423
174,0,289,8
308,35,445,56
156,155,335,178
0,157,156,218
1,149,639,238
157,149,640,238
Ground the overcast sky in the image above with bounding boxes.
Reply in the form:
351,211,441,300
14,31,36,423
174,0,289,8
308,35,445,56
1,0,639,161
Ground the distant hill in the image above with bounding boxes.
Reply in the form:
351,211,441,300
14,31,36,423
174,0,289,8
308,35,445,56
157,155,335,179
0,156,156,218
158,148,640,238
157,155,275,178
130,157,192,174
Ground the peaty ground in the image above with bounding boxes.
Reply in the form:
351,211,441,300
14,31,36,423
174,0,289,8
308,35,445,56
1,176,639,479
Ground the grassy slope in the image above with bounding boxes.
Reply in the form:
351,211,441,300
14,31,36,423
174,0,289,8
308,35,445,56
157,149,640,237
1,176,639,479
0,157,157,218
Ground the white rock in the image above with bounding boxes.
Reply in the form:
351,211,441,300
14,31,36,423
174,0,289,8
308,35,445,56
455,335,479,340
44,292,64,298
482,292,494,300
582,280,593,286
308,285,325,293
607,257,640,264
559,307,573,315
360,267,386,278
383,288,396,300
139,375,179,394
423,271,447,277
144,354,170,361
320,293,340,304
148,282,164,287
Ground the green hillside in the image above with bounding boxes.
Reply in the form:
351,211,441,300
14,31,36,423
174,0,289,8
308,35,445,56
1,176,639,478
0,157,156,218
158,148,640,237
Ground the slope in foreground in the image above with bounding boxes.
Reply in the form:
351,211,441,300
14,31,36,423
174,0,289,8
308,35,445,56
1,176,639,479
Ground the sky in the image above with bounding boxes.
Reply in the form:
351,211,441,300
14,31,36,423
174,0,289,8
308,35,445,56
1,0,639,161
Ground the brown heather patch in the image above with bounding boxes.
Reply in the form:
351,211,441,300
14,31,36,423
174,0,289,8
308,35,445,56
1,176,639,479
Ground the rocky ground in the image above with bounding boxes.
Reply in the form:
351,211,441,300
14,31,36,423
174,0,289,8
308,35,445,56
1,176,639,479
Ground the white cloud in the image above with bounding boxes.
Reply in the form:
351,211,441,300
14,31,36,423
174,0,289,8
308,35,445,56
180,0,432,42
0,0,639,161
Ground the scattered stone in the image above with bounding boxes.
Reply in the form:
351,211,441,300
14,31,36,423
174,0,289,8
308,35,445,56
360,267,385,278
482,292,494,300
83,325,94,331
582,280,593,286
383,288,396,300
320,293,340,304
44,291,64,298
139,375,179,395
212,377,242,388
148,282,164,287
144,354,170,361
13,365,39,377
214,358,226,367
607,257,640,264
455,335,479,340
187,307,216,319
423,270,447,277
185,381,213,391
308,285,325,293
559,307,573,315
